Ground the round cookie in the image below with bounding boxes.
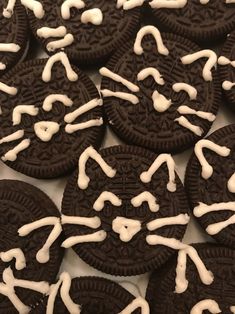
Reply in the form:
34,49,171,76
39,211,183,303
218,31,235,112
0,52,104,178
0,180,63,314
24,0,141,67
148,0,235,44
185,124,235,248
0,0,28,76
100,26,220,154
33,275,146,313
146,243,235,314
61,145,189,276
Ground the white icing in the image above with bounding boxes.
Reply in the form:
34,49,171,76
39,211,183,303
0,43,20,52
190,300,221,314
177,106,216,122
120,297,150,314
46,34,74,52
0,130,24,144
206,214,235,235
149,0,187,8
0,249,26,270
194,140,230,179
18,217,62,264
65,118,103,134
175,116,203,136
0,82,17,95
172,83,197,100
37,26,67,38
231,306,235,314
81,8,103,25
117,0,145,10
93,191,122,211
46,272,80,314
34,121,60,142
64,98,102,123
228,173,235,193
112,217,141,242
12,105,39,125
222,81,235,90
100,67,139,93
101,89,139,105
1,139,31,162
42,52,78,82
61,230,107,248
140,154,176,192
0,62,6,70
131,191,159,212
147,214,190,231
78,146,116,190
152,90,172,112
20,0,45,19
218,56,235,67
181,50,217,81
137,67,165,85
0,267,49,313
61,215,101,228
146,234,187,248
134,26,169,56
43,94,73,112
3,0,16,18
61,0,85,20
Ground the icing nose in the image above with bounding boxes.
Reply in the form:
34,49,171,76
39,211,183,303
112,216,141,242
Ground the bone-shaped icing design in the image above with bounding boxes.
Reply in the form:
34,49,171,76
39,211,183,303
177,106,215,122
190,299,221,314
12,105,39,125
149,0,187,8
81,8,103,25
146,214,190,231
18,217,62,263
61,0,85,20
137,67,165,85
42,52,78,82
181,50,217,81
101,89,139,105
46,272,80,314
131,191,159,212
0,130,24,145
112,217,141,242
37,26,67,39
2,0,16,18
117,0,145,10
0,267,49,313
134,26,169,56
47,34,74,52
77,146,117,190
140,154,176,192
34,121,60,142
218,56,235,68
65,118,103,134
0,248,26,270
21,0,45,19
120,296,150,314
194,139,231,179
222,81,235,90
93,191,122,211
1,139,31,162
0,43,20,52
172,83,197,100
0,82,17,95
175,116,203,136
194,202,235,235
43,94,73,112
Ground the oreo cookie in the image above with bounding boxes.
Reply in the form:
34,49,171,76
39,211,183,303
148,0,235,44
61,145,189,276
146,243,235,314
0,180,63,313
0,0,28,76
100,26,220,154
23,0,140,67
218,31,235,112
185,125,235,248
33,275,148,313
0,52,104,178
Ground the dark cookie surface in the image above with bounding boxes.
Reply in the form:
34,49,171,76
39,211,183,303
0,58,104,178
28,0,140,66
185,125,235,248
0,0,28,75
146,243,235,314
62,145,189,276
101,32,220,153
149,0,235,44
0,180,63,314
33,277,140,314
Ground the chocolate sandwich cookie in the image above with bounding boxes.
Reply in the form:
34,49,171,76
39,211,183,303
146,243,235,314
185,124,235,248
148,0,235,45
0,0,28,76
62,145,189,276
0,52,104,178
23,0,140,67
0,180,63,314
218,31,235,112
100,26,220,153
33,275,147,313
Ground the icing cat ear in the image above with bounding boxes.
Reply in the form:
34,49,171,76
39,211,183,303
190,300,221,314
77,146,117,190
